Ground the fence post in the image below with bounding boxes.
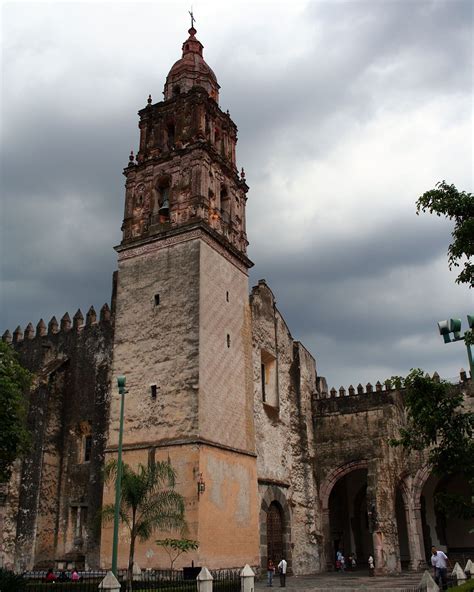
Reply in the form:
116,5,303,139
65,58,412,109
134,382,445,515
197,567,213,592
240,564,255,592
98,570,121,591
419,570,439,592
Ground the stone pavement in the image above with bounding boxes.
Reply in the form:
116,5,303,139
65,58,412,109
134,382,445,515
255,570,426,592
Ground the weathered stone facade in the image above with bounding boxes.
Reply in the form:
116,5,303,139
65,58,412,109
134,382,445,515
1,26,473,575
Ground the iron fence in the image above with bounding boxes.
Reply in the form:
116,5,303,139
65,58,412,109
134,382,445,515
22,568,242,592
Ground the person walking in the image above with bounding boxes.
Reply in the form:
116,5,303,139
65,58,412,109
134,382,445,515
267,559,275,587
431,546,450,591
368,555,375,577
278,558,287,587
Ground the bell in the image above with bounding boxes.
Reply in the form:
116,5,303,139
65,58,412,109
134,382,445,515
158,197,169,217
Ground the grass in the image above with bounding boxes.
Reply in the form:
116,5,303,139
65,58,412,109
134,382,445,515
450,580,474,592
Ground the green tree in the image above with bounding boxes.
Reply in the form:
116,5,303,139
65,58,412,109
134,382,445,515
102,459,186,590
416,181,474,288
155,538,199,570
0,341,32,483
390,369,474,520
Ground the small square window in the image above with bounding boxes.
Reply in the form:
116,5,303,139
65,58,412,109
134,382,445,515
154,294,160,306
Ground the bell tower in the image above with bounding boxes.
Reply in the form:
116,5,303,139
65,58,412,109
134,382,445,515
102,26,260,570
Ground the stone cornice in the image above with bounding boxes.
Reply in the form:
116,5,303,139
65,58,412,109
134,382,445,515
105,436,257,458
116,222,253,273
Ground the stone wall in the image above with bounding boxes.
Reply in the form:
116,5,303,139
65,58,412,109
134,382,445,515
250,279,324,575
1,304,113,570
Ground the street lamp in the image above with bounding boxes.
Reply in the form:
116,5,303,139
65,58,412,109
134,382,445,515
437,315,474,378
111,375,127,576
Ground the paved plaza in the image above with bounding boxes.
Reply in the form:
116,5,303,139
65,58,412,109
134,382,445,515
255,570,426,592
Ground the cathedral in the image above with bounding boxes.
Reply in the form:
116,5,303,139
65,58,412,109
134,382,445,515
1,26,473,576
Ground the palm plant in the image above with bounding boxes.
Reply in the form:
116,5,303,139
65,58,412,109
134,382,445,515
102,459,186,590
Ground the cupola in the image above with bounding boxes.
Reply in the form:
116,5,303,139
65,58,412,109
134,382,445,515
163,27,220,103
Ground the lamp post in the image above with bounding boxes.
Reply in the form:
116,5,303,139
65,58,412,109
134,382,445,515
111,375,127,576
437,315,474,378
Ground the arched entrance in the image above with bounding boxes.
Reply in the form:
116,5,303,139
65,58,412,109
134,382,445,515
327,467,373,566
259,486,292,571
420,472,474,563
267,502,284,562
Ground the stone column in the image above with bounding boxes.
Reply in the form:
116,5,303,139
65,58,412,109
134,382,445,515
321,508,332,570
405,502,425,570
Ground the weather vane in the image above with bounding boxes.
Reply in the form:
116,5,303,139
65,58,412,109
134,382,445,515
189,7,196,29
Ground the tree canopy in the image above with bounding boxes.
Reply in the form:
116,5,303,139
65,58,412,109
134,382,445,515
155,538,199,570
103,459,186,589
416,181,473,288
391,369,474,519
0,341,32,483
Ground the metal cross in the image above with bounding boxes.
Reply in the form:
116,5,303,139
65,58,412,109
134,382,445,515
189,8,196,28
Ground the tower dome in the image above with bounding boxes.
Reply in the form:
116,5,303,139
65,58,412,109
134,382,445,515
163,27,220,103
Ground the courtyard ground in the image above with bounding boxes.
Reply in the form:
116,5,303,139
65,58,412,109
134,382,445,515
255,570,426,592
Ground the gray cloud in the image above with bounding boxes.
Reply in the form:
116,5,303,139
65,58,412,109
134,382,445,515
1,0,472,388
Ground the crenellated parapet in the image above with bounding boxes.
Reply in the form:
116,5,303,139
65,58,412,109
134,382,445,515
2,304,112,346
316,370,471,400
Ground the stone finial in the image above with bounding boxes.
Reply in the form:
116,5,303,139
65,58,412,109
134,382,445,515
348,385,355,396
60,313,71,331
452,562,466,581
100,303,111,322
240,167,246,181
330,387,337,398
24,322,35,340
86,306,97,326
13,325,23,343
197,567,213,592
357,383,364,395
339,386,346,397
241,565,255,592
460,368,467,382
2,330,12,344
147,94,152,105
432,371,440,383
73,309,84,330
129,150,135,164
36,318,47,337
366,382,373,393
98,571,121,591
376,381,382,392
132,562,142,581
419,570,439,592
48,316,59,335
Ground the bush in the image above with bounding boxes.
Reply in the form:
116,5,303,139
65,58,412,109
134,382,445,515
0,568,26,592
451,581,474,592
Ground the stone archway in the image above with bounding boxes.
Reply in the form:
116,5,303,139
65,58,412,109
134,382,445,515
259,486,292,571
320,460,370,570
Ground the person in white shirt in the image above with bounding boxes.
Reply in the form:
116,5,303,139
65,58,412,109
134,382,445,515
278,558,287,587
431,546,449,590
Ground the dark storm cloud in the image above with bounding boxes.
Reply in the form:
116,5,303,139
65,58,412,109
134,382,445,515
1,0,472,387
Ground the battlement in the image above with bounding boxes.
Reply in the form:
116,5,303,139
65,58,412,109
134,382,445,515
317,369,471,400
2,304,112,345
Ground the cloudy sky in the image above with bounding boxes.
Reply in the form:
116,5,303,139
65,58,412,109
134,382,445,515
1,0,472,389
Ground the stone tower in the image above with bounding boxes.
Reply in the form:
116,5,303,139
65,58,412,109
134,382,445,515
101,26,260,569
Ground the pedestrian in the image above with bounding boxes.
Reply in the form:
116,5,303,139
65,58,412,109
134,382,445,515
45,568,56,582
267,559,275,587
368,555,375,577
71,568,80,582
336,550,345,572
431,546,449,591
351,554,357,570
278,558,287,587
